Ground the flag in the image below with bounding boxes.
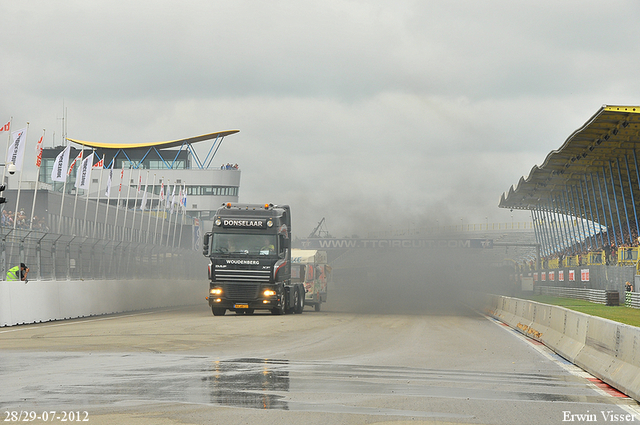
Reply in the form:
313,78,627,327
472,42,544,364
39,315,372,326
118,168,124,192
170,185,177,213
181,183,187,207
75,155,92,190
105,162,114,197
67,151,83,175
139,185,148,211
92,157,104,169
6,127,27,171
35,135,44,168
159,181,165,203
0,122,9,132
51,145,71,182
166,185,172,209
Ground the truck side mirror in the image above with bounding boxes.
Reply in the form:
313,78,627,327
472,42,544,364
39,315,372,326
202,232,212,256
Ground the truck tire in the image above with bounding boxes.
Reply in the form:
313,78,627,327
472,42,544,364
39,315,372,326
294,286,304,314
289,287,300,314
212,307,226,316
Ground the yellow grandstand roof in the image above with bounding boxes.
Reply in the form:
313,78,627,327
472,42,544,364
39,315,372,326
67,129,239,150
500,105,640,212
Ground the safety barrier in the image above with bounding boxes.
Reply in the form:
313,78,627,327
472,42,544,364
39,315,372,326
618,247,639,266
565,255,579,267
586,251,605,266
0,278,204,327
626,292,640,309
535,285,619,305
487,294,640,401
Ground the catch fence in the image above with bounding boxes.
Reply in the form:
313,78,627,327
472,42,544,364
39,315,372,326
0,226,207,281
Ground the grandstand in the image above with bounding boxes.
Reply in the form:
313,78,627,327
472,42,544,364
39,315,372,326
500,105,640,296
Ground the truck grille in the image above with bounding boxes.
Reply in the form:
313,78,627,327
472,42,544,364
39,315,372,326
224,283,261,300
215,268,271,283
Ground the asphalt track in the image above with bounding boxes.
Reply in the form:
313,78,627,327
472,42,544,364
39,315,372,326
2,289,640,425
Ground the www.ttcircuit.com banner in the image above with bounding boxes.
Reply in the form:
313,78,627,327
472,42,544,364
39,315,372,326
298,238,493,250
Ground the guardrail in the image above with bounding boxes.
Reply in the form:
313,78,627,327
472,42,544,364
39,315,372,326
534,285,619,305
625,292,640,309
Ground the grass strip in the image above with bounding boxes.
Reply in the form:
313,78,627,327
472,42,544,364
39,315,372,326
526,295,640,328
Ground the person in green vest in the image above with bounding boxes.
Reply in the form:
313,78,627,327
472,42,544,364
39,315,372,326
6,262,28,282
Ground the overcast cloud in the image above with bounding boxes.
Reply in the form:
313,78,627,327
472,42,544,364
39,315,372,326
2,1,640,237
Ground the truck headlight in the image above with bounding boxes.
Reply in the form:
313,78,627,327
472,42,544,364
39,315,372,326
210,288,223,296
215,219,221,226
263,289,276,297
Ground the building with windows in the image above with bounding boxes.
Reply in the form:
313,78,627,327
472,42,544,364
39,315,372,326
1,130,240,244
39,130,240,224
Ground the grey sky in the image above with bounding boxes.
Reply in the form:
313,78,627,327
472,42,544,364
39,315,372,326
2,1,640,237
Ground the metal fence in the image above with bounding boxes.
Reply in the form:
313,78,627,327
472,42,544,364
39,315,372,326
0,226,207,281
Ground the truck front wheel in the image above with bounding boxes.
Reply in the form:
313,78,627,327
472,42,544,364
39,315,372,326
212,307,226,316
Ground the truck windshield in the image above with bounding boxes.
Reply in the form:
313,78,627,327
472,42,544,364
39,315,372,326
212,234,277,255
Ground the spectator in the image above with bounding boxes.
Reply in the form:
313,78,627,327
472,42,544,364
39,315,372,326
6,263,29,282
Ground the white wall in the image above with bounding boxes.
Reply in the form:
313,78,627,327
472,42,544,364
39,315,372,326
0,278,204,326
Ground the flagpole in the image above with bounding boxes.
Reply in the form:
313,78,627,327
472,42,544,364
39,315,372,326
166,183,175,247
130,168,142,242
170,185,181,248
137,170,149,243
93,155,105,238
112,163,124,241
177,183,186,249
154,177,164,244
13,123,29,230
146,174,156,244
29,130,45,231
102,159,114,239
159,180,169,245
1,117,12,217
121,165,133,241
81,149,95,237
70,147,83,235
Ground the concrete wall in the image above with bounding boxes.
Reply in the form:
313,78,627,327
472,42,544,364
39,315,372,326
0,278,204,327
487,294,640,401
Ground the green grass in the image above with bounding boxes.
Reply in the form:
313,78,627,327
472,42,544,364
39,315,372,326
526,295,640,328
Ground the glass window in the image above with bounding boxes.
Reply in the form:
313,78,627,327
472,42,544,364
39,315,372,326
211,234,277,256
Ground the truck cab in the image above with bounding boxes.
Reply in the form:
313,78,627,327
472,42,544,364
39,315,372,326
202,203,304,316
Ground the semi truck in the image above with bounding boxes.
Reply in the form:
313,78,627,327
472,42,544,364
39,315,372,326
202,203,305,316
291,249,330,311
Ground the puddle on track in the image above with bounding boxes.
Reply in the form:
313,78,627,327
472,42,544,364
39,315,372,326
0,353,618,418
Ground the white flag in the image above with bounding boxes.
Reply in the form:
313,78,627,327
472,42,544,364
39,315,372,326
105,162,114,197
51,145,71,182
170,185,177,213
75,155,92,190
139,185,148,211
7,127,27,172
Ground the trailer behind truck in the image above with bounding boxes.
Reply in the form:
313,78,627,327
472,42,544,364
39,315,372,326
291,249,330,311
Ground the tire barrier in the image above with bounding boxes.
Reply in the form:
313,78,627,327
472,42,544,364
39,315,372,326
487,294,640,401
